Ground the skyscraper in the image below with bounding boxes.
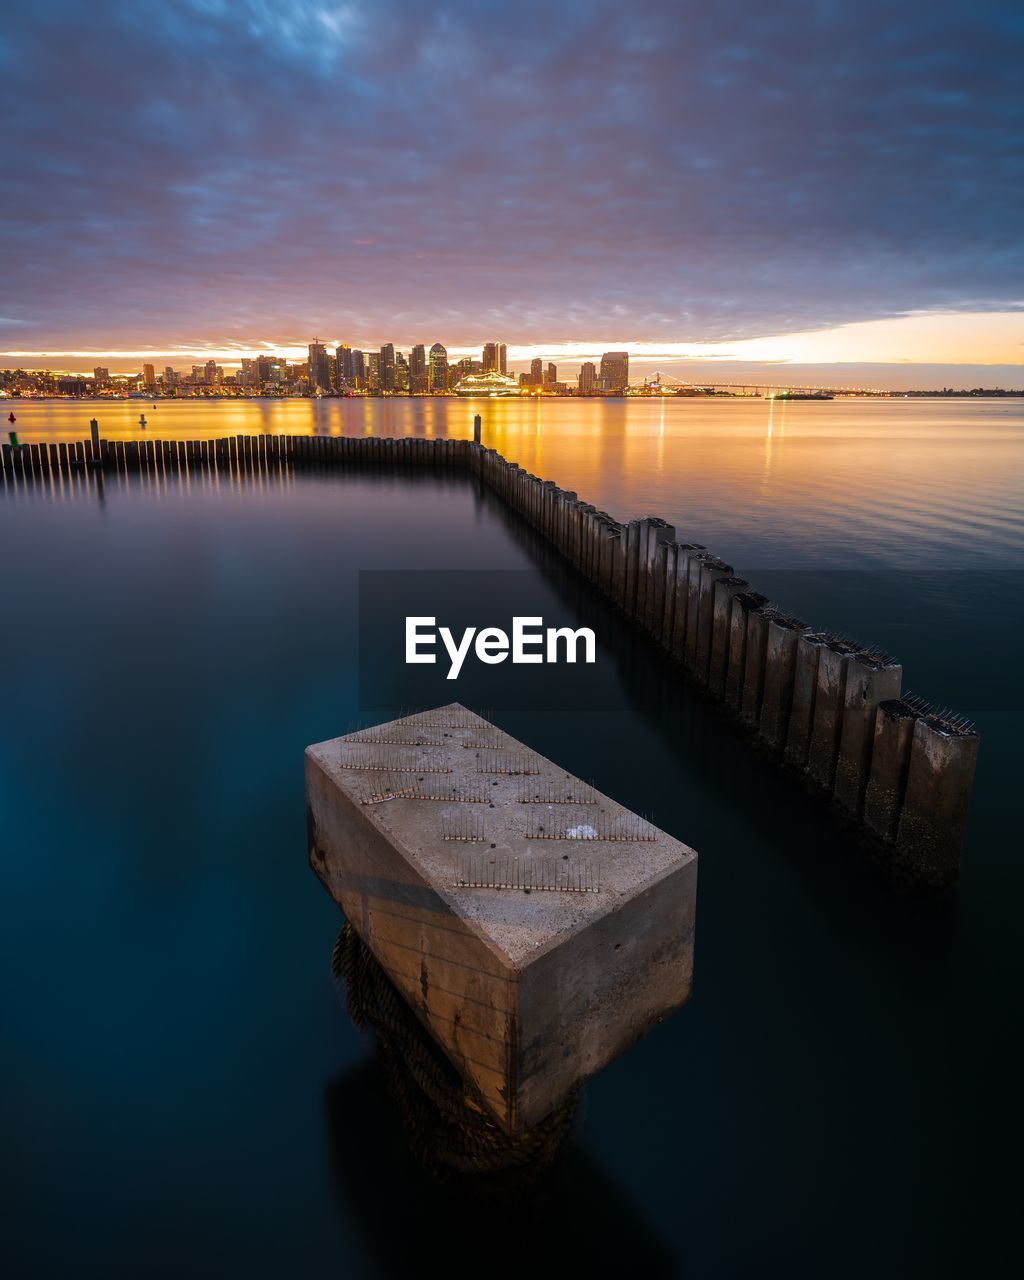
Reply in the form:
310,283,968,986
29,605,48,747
142,363,156,387
600,351,629,394
409,344,427,394
483,342,508,373
529,357,543,386
308,339,332,392
578,361,597,393
428,343,448,393
379,343,396,392
366,352,381,392
335,344,352,386
93,366,110,385
545,362,557,385
350,350,365,389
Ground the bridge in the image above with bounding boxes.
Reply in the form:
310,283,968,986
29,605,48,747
629,371,887,396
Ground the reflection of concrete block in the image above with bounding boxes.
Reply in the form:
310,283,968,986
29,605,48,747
307,704,698,1135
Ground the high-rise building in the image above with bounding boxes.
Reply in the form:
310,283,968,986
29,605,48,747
142,363,156,387
335,344,352,386
308,340,332,393
366,352,381,391
544,362,557,385
395,352,410,392
599,351,629,394
529,357,543,386
379,343,396,392
163,366,177,388
93,366,110,386
483,342,508,373
428,343,448,393
409,344,427,394
204,360,220,385
578,362,597,393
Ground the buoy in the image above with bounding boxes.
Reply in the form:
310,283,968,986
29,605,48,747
7,411,14,423
139,414,147,428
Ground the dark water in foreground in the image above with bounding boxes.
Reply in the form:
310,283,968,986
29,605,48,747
1,460,1020,1275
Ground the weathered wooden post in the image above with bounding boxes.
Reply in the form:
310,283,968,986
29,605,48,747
473,413,482,444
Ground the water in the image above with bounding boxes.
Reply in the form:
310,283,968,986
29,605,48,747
11,395,1024,567
2,399,1020,1277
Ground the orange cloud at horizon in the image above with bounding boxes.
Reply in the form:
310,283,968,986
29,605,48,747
3,311,1022,380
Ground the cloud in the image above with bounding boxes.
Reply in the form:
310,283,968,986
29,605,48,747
2,0,1023,356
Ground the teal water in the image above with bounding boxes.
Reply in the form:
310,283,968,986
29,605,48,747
1,401,1021,1277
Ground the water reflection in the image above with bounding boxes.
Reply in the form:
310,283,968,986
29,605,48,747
1,462,1017,1276
10,396,1023,572
325,1063,675,1278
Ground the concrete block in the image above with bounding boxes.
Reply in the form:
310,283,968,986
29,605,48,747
695,558,733,684
642,518,675,635
806,639,861,791
759,617,808,749
724,592,768,712
660,541,678,649
622,519,643,617
741,605,778,727
784,632,829,769
670,545,705,662
833,654,903,816
862,698,918,842
708,575,748,696
307,705,698,1134
896,715,979,884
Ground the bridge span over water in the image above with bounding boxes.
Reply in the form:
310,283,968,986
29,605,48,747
631,372,887,396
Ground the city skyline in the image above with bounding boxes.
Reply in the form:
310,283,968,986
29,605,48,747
3,1,1023,390
4,315,1024,392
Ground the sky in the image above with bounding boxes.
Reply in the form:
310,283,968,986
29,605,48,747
2,0,1023,387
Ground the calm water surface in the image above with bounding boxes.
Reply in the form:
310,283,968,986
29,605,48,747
2,400,1021,1277
12,395,1024,567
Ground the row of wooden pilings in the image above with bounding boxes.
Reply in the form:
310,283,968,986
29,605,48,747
0,424,977,882
0,428,474,479
468,444,979,885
